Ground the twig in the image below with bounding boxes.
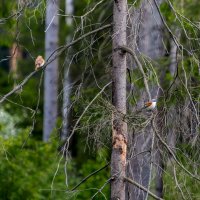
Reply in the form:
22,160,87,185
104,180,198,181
82,0,104,18
166,0,200,31
152,0,180,49
0,6,25,24
70,162,110,191
0,70,37,104
124,176,163,200
127,150,150,161
21,71,44,149
3,98,34,112
152,0,193,57
91,177,111,199
173,166,186,200
45,15,56,32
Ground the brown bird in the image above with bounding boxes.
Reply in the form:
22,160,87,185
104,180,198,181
35,55,45,70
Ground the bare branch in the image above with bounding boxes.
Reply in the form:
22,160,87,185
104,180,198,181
70,162,110,191
173,166,187,200
0,70,37,104
124,176,163,200
152,0,180,49
91,177,111,199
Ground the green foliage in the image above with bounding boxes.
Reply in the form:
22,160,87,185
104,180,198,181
0,67,44,139
0,130,110,199
163,142,200,199
163,164,200,199
68,149,110,200
160,2,174,24
0,107,23,138
0,1,17,46
0,134,67,199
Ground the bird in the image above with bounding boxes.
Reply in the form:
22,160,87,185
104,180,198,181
144,99,157,110
35,55,45,70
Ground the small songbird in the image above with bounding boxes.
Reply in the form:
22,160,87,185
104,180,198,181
144,99,157,110
35,55,45,70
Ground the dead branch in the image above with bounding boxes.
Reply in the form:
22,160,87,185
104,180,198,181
124,176,163,200
173,166,187,200
0,70,37,104
91,177,112,199
70,162,110,191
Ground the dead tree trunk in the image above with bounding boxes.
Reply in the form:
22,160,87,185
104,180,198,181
62,0,74,140
111,0,127,199
126,0,165,199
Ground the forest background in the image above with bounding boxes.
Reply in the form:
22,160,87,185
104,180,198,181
0,0,200,199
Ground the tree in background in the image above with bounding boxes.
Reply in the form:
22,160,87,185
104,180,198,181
62,0,74,140
43,0,59,141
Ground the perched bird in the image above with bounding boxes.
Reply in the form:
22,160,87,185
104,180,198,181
35,55,45,70
144,99,157,110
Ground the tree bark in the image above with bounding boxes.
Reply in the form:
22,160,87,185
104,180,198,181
111,0,127,199
43,0,59,141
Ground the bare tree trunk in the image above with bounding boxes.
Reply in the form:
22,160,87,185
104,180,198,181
62,0,74,140
111,0,127,199
126,0,164,199
43,0,59,141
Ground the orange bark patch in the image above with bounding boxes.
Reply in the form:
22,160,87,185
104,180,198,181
112,128,127,162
